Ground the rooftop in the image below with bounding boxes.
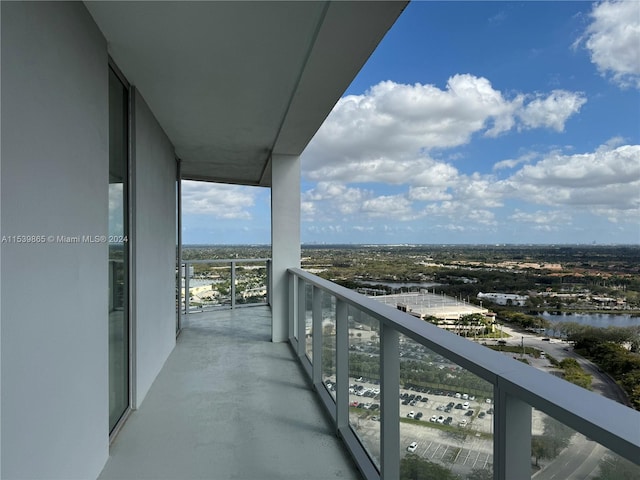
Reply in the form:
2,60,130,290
371,292,490,321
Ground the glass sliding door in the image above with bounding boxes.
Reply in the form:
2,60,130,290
108,66,130,433
176,161,181,333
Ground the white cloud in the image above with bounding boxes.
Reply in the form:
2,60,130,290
302,182,372,220
455,173,503,208
300,141,638,231
302,76,585,184
302,182,418,221
353,226,375,232
509,144,640,189
109,183,124,235
422,201,497,226
408,186,452,202
500,144,640,218
577,0,640,89
362,195,415,219
509,209,572,225
517,90,587,132
182,181,257,219
493,152,539,171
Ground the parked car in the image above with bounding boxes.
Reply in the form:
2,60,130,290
407,442,418,452
407,411,415,419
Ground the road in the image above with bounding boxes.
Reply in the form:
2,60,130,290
494,324,627,479
495,323,630,405
533,434,605,480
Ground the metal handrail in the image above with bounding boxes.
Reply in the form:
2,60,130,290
180,258,271,314
289,267,640,480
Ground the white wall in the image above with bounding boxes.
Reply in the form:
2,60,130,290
1,2,110,478
133,92,177,405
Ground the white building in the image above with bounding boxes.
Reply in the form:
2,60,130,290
372,292,495,334
477,292,529,307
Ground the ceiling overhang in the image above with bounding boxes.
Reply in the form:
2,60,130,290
85,1,408,187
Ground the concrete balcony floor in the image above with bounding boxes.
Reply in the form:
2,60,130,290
99,306,361,480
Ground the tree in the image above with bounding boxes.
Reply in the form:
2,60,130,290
531,435,555,467
400,455,460,480
467,468,493,480
595,454,640,480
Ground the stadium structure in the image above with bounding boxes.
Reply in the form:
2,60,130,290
370,291,496,335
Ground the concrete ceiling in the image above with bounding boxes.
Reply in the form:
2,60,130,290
85,1,407,186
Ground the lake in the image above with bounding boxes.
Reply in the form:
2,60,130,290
358,280,440,289
538,312,640,329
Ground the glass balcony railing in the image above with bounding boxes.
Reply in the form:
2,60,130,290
179,258,271,314
288,268,640,480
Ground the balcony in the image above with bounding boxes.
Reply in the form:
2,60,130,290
99,305,361,480
100,266,639,480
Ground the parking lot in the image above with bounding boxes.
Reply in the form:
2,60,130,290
323,378,496,476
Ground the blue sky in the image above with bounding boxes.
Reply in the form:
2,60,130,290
182,1,640,245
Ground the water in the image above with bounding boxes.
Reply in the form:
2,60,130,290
538,312,640,329
358,280,440,289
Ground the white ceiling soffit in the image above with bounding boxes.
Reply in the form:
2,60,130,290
85,1,408,187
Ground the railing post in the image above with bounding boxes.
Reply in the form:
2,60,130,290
297,279,306,358
288,271,296,341
312,286,322,386
230,261,236,309
266,259,272,306
380,322,400,479
335,299,349,435
184,262,190,316
494,385,531,480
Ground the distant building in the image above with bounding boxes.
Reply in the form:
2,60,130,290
477,292,529,306
370,292,495,335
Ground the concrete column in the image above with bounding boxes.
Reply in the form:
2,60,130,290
271,153,300,342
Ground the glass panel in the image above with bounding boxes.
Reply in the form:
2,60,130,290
322,293,337,400
399,335,493,480
108,67,129,432
293,277,299,340
593,451,640,480
348,307,381,468
305,283,313,361
531,409,640,479
234,261,268,306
